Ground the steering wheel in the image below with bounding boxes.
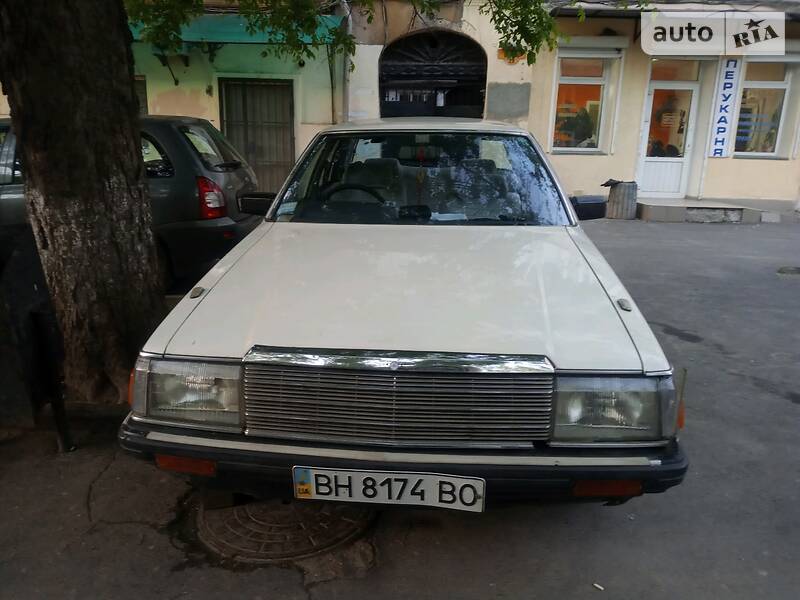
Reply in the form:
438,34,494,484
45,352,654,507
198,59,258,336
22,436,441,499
321,182,386,204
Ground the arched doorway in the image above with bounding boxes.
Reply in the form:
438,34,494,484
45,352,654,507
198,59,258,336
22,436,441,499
379,30,487,118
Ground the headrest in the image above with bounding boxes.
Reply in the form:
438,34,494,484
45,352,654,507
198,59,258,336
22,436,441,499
344,158,401,188
398,146,442,161
458,158,497,174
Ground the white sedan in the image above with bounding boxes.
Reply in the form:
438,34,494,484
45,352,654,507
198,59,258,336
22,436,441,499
120,118,687,512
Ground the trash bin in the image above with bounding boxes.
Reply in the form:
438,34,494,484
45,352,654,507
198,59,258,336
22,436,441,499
602,179,638,220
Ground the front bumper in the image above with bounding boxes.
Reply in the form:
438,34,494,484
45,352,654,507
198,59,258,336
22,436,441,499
119,415,688,507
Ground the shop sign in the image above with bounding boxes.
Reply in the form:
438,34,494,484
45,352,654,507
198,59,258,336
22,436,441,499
641,11,785,56
708,58,742,157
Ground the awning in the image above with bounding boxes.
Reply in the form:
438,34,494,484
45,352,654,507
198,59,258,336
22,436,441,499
130,13,343,45
552,2,800,20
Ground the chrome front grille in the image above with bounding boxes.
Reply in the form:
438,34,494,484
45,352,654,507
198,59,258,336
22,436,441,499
243,348,554,449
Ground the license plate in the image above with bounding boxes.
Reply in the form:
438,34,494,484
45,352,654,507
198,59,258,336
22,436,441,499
292,466,485,513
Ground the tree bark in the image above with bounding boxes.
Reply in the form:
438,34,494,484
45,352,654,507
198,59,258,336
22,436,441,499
0,1,165,404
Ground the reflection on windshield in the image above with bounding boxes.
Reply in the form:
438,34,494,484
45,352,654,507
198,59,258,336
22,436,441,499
274,132,569,226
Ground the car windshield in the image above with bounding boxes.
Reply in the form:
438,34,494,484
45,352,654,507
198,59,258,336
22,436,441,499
273,132,569,225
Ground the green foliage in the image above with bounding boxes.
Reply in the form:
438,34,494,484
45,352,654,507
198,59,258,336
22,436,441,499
125,0,646,65
481,0,558,64
236,0,369,61
126,0,205,50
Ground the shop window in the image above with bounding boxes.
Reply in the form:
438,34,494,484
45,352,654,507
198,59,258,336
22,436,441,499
744,62,786,82
561,58,604,78
735,62,789,155
650,59,699,81
553,57,611,151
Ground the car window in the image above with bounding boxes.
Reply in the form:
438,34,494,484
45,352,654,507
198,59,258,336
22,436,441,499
179,123,245,171
0,127,23,185
0,128,8,184
275,132,569,226
141,133,174,178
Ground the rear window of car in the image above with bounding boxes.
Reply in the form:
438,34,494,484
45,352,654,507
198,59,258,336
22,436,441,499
179,123,245,171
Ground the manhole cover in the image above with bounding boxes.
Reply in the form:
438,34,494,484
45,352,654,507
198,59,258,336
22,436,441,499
196,498,374,563
777,266,800,276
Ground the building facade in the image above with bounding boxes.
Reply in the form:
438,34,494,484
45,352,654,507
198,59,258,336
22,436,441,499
343,1,800,205
2,2,798,206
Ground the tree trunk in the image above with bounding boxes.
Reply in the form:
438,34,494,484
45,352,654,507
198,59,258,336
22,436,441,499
0,1,165,404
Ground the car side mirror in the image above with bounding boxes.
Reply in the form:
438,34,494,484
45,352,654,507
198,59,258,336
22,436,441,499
238,192,276,216
570,195,607,221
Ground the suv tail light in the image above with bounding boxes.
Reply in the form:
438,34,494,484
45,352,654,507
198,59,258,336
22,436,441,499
197,176,227,219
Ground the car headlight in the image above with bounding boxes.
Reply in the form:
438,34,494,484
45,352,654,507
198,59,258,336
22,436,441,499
553,376,677,442
131,357,241,427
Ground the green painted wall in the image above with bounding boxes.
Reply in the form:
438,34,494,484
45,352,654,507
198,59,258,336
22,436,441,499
132,42,341,156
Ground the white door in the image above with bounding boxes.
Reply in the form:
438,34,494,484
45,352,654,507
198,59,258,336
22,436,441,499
637,82,699,198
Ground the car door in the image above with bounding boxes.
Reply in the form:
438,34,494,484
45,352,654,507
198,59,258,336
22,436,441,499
140,129,177,227
0,126,26,226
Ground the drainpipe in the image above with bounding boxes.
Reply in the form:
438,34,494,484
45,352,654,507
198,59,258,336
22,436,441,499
326,44,336,123
341,1,353,121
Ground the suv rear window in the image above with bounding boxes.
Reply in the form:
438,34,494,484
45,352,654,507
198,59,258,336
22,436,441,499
179,124,245,171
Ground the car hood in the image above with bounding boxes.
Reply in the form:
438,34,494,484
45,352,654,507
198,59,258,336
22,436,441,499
158,223,645,371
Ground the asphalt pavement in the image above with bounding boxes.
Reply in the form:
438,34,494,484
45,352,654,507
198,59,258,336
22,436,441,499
1,220,798,599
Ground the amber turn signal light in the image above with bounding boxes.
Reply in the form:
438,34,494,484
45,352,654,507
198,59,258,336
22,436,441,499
573,480,643,498
155,454,217,477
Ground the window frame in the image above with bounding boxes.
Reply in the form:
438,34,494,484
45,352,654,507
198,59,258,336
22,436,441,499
550,50,621,155
733,61,791,158
141,132,175,179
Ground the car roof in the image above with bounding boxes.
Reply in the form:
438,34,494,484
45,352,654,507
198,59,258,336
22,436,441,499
140,115,210,125
1,116,209,128
322,117,529,135
3,116,524,133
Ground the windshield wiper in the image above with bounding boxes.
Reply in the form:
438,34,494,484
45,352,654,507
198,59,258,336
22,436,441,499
498,215,537,224
452,216,534,225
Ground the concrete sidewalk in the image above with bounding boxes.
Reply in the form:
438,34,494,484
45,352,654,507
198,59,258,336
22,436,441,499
637,196,799,224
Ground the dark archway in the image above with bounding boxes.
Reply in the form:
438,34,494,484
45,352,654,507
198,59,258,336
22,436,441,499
379,30,487,118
